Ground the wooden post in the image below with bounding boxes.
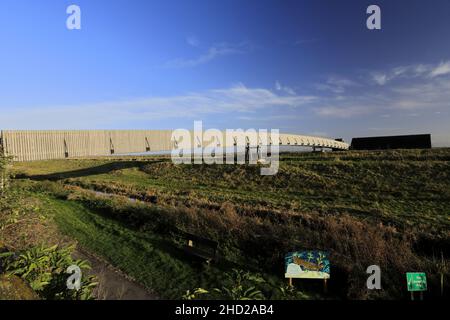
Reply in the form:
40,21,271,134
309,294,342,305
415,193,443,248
288,278,293,287
440,251,446,297
324,279,328,294
245,145,250,163
64,139,69,158
411,292,414,301
110,137,114,155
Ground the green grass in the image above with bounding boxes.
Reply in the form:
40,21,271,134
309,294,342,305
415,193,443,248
10,148,450,299
23,190,291,299
13,150,450,239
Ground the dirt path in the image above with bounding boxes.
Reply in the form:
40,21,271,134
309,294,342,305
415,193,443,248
74,248,159,300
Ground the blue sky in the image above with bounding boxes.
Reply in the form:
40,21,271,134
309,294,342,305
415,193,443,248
1,0,450,146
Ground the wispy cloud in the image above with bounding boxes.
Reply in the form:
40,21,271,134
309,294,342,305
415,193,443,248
372,73,388,85
275,81,296,95
314,105,372,118
294,39,317,46
430,61,450,77
314,60,450,118
0,84,316,129
164,42,249,68
186,35,200,47
316,76,359,93
2,60,449,145
371,60,450,85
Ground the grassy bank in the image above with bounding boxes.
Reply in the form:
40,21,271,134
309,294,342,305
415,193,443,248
7,184,304,299
11,149,450,299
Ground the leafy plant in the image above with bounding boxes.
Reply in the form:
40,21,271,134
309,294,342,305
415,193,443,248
277,285,310,300
2,245,97,300
212,269,266,300
181,269,267,300
181,288,209,300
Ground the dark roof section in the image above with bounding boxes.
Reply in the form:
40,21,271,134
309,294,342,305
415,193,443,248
351,134,432,150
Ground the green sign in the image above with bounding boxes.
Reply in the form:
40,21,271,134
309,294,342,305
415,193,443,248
406,273,427,292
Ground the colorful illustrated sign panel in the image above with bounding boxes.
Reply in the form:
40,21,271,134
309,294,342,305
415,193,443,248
285,251,330,279
406,273,427,291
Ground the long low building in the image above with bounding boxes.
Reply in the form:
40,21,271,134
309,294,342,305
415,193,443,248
0,130,349,161
351,134,432,150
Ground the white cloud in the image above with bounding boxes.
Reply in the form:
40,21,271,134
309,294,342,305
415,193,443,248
294,39,317,46
186,35,200,47
164,42,248,68
3,60,450,145
313,75,450,118
314,61,450,118
0,84,316,129
429,61,450,78
314,105,371,118
275,81,296,95
372,60,450,85
316,76,358,93
372,73,388,85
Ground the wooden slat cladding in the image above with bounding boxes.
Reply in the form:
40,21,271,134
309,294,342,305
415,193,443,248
0,130,349,161
1,130,174,161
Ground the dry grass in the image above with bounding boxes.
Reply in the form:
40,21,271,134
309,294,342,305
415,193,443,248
54,185,429,299
9,149,450,299
0,192,72,251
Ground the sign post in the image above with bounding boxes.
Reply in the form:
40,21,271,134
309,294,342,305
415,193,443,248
406,272,427,300
285,251,330,293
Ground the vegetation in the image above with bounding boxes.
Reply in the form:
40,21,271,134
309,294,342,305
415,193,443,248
0,275,39,300
182,269,311,300
6,148,450,299
0,153,11,194
1,245,97,300
0,154,97,300
183,269,266,300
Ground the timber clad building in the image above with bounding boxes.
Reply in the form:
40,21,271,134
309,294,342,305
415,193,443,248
0,130,349,162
